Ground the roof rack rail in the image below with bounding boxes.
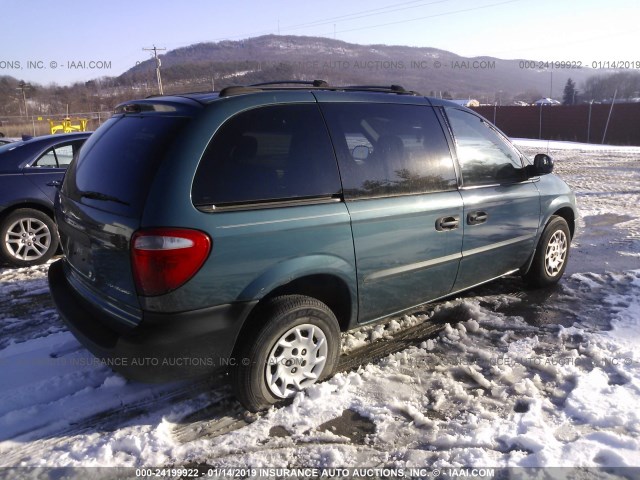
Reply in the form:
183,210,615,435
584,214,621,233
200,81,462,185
344,84,407,93
217,81,421,98
218,80,328,98
250,80,329,87
218,86,263,98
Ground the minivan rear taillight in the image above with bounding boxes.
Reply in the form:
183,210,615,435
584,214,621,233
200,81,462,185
131,228,211,296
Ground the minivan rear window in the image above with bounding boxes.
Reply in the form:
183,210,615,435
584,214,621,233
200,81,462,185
64,115,189,217
192,104,341,208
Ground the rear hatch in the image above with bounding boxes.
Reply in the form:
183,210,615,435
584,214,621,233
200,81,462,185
57,99,198,328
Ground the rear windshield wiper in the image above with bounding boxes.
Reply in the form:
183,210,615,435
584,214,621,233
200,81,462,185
79,190,130,206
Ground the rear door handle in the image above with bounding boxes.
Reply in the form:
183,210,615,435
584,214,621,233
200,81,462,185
467,211,488,225
435,215,460,231
47,180,62,187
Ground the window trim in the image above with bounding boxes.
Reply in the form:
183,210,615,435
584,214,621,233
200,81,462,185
433,107,463,190
195,193,342,213
458,178,537,190
343,186,460,202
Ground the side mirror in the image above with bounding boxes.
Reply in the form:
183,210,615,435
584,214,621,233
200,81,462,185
530,153,554,176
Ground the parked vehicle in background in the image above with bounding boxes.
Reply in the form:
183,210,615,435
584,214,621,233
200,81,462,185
48,82,577,411
0,132,91,266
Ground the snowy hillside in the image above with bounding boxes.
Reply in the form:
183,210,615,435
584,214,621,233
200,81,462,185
0,139,638,472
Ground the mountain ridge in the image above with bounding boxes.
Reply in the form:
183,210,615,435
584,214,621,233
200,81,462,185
120,34,596,102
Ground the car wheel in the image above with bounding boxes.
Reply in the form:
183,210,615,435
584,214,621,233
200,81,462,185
0,209,59,267
524,215,571,287
231,295,341,412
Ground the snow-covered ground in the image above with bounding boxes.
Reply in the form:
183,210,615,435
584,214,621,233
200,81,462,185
0,139,639,471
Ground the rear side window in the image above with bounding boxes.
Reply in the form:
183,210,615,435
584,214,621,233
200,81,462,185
33,141,84,168
192,104,341,208
445,108,526,186
35,149,58,167
64,115,189,217
320,103,457,199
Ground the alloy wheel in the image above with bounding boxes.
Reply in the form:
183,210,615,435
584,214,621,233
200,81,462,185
4,217,52,261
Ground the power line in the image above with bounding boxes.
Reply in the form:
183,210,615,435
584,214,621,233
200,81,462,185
88,0,525,84
136,0,523,63
323,0,524,37
161,0,454,49
270,0,450,33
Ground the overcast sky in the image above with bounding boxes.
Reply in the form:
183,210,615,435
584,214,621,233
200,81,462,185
1,0,638,85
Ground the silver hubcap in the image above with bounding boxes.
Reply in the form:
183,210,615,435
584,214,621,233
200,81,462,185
544,230,567,277
265,323,328,399
4,217,52,261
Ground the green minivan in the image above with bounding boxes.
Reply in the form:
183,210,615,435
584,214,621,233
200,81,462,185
48,82,577,411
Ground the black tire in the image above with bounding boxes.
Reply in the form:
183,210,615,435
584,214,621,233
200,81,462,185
0,208,59,267
524,216,571,288
231,295,341,412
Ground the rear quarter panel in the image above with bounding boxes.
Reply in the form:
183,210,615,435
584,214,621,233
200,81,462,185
139,92,358,320
139,203,357,320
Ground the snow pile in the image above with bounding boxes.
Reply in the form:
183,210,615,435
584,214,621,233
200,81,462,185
187,271,639,469
2,270,637,468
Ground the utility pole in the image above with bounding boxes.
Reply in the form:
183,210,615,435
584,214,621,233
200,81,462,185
602,89,617,145
143,45,166,95
587,100,593,143
16,81,31,117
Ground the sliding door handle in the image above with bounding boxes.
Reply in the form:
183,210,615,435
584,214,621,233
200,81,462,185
467,211,488,225
436,215,460,231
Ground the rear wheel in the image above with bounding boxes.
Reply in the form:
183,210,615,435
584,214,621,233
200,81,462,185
0,209,58,267
231,295,341,412
524,216,571,287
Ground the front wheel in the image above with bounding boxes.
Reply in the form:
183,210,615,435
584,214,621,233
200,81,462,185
524,216,571,287
0,209,59,267
231,295,341,412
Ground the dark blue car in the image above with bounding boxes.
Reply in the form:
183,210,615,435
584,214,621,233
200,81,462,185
0,132,91,266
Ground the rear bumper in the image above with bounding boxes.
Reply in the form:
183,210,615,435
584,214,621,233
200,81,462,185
48,259,256,382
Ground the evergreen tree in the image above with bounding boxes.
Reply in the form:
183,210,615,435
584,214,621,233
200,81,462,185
563,78,577,105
